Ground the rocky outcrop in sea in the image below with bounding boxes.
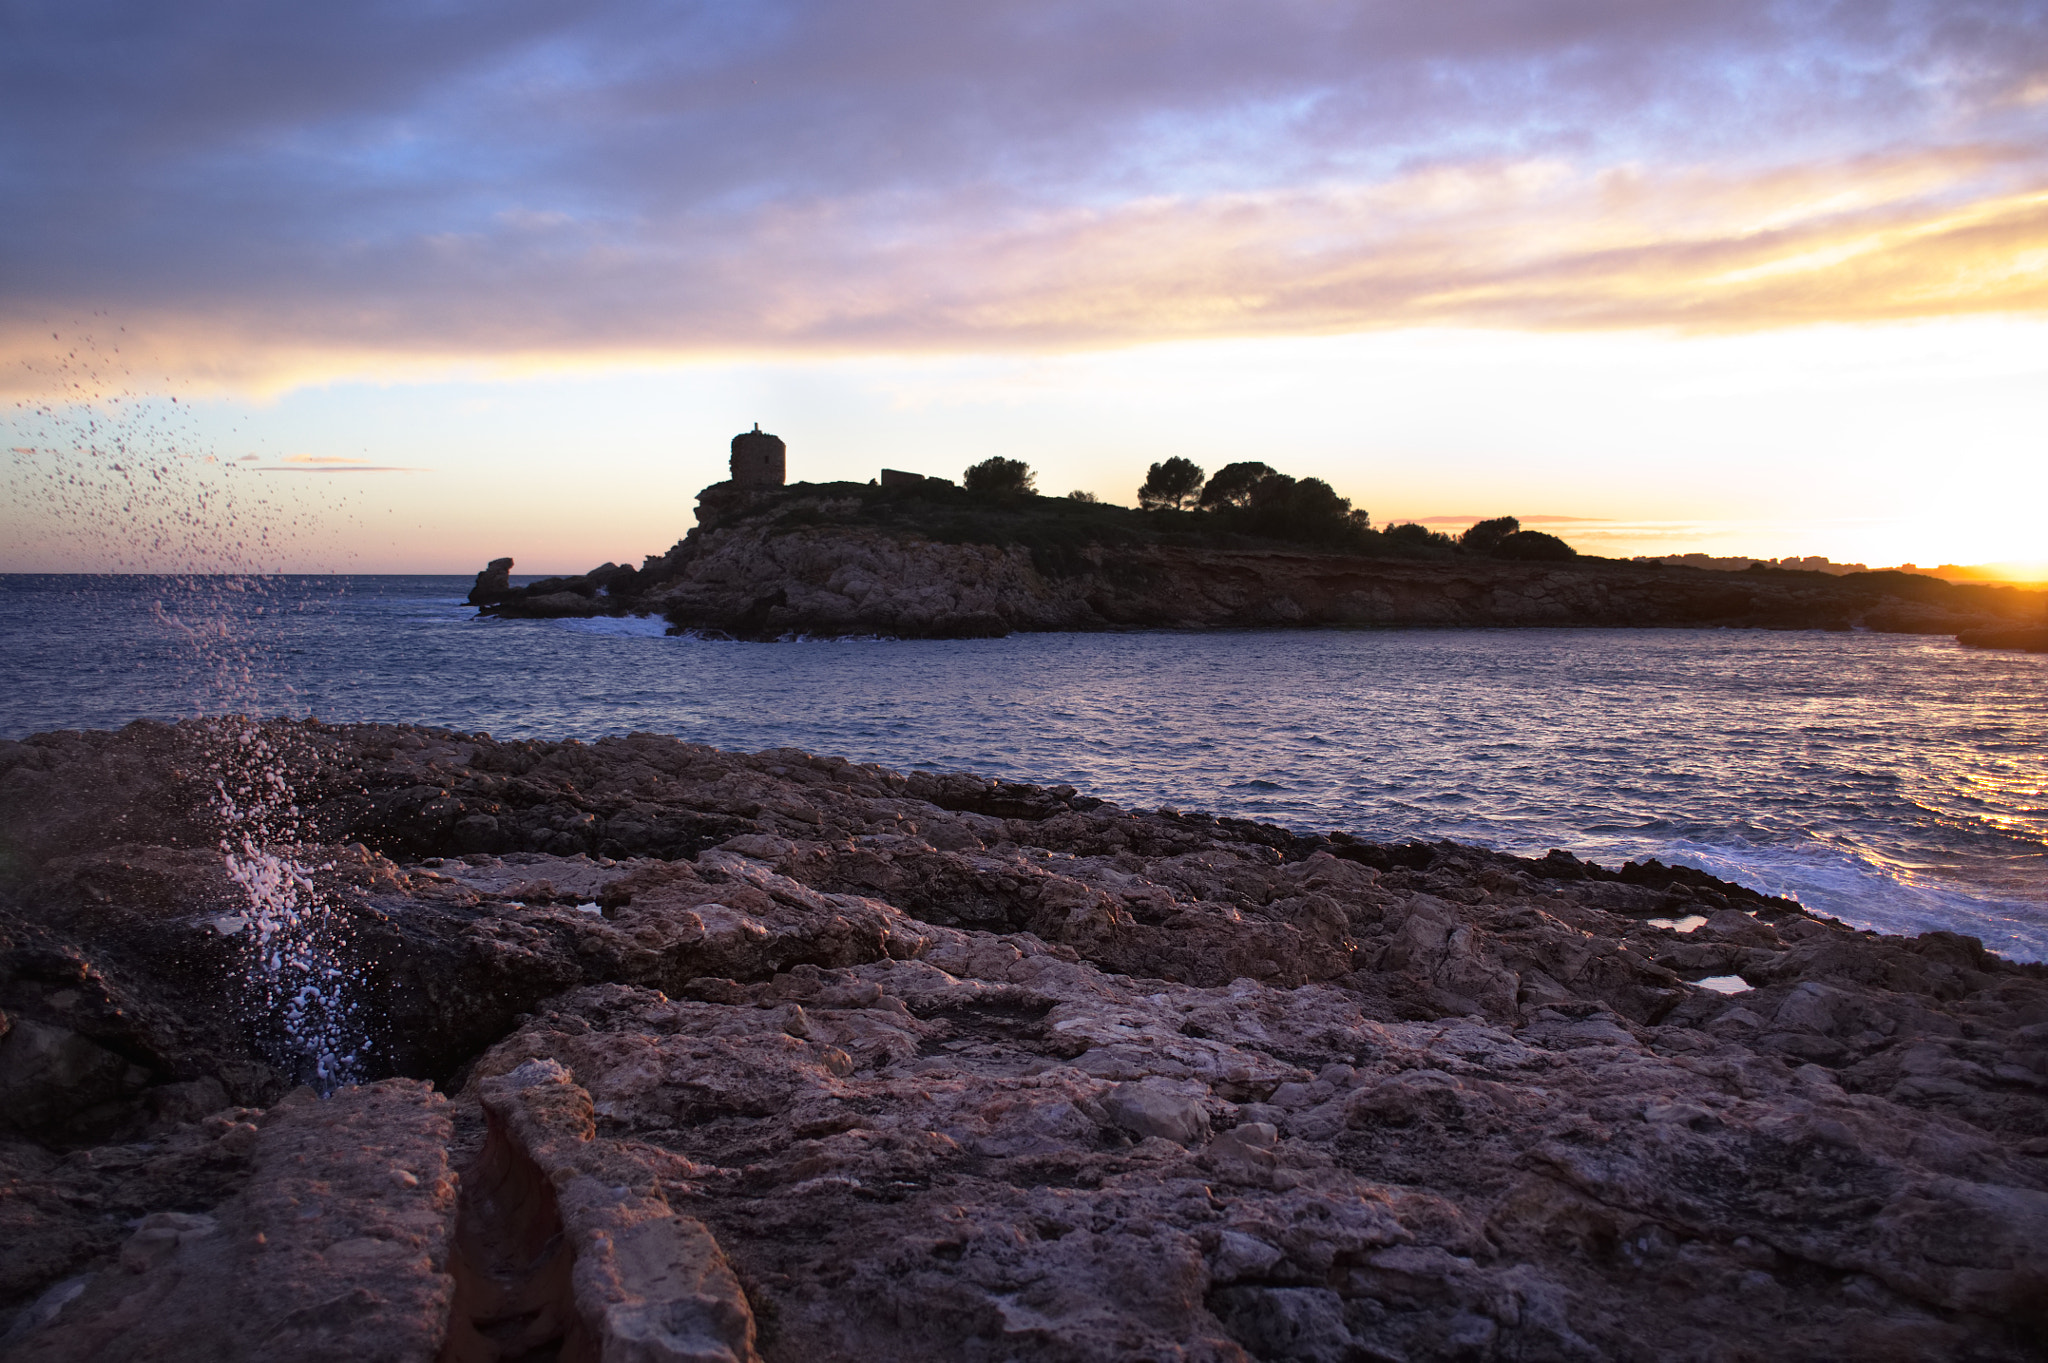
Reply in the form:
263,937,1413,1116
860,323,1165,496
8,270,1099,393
2,720,2045,1359
1958,625,2048,653
469,482,2048,640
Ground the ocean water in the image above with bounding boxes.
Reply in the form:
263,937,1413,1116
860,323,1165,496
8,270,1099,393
3,573,2043,961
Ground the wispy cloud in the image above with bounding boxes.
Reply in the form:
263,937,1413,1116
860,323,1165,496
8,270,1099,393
250,454,426,472
1413,515,1610,526
4,1,2044,391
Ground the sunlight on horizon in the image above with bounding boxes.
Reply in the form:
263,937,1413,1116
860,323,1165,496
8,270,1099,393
9,315,2042,575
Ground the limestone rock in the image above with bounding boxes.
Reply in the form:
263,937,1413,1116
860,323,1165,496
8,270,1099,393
440,1059,760,1363
1100,1078,1211,1145
5,1079,456,1362
2,720,2045,1360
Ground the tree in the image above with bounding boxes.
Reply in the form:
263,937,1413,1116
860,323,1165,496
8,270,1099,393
1137,457,1205,510
1198,461,1278,509
963,456,1036,497
1066,489,1099,502
1460,516,1520,554
1241,473,1368,547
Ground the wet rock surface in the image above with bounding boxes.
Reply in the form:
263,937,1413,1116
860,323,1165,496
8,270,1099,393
2,719,2045,1360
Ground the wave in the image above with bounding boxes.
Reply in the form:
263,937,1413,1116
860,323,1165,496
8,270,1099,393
1578,836,2047,963
547,615,673,638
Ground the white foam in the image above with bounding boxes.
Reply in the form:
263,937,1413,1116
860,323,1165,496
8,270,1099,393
1641,838,2046,963
1694,975,1754,995
550,614,672,637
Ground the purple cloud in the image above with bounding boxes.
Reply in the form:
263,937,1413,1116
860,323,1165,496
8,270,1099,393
3,1,2044,384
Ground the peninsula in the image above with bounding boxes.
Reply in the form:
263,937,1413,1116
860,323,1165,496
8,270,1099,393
468,434,2048,641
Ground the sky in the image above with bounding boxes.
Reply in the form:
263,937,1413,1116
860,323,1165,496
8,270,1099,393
4,0,2046,574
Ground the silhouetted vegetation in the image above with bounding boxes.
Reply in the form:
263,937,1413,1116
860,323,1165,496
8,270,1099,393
1137,457,1204,510
1382,523,1457,551
963,456,1035,496
1197,461,1277,509
731,458,1584,573
1493,530,1577,561
1233,473,1373,548
1460,516,1519,553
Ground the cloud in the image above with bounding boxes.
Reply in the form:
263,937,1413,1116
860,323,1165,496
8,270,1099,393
4,1,2045,391
253,455,425,472
1414,515,1609,525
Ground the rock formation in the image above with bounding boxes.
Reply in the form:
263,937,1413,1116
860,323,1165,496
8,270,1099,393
1958,625,2048,653
2,719,2045,1359
469,482,2048,640
466,557,515,608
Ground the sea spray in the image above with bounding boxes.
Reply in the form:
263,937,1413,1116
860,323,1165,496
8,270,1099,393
8,327,375,1089
208,717,370,1091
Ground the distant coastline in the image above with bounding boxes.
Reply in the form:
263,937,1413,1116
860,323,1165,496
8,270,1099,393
1633,551,2047,586
467,477,2048,643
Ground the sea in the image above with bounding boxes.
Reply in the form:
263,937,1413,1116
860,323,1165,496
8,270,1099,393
3,573,2043,962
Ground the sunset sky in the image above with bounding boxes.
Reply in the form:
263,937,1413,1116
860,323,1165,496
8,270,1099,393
5,0,2046,573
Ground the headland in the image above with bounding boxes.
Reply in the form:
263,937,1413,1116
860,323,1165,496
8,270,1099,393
468,477,2048,641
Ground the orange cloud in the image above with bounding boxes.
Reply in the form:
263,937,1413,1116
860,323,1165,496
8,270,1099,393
3,147,2044,396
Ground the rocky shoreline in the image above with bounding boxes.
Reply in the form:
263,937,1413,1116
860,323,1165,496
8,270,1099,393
468,481,2048,641
2,719,2045,1360
1958,625,2048,653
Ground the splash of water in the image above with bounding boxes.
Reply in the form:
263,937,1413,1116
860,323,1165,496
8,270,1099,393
210,718,370,1090
7,326,373,1089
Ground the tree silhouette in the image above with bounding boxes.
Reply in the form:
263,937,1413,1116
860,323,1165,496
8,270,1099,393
963,457,1036,496
1460,516,1520,554
1383,522,1448,546
1239,473,1370,546
1198,461,1278,509
1137,457,1205,510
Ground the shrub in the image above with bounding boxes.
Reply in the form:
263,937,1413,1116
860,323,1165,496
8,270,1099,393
1460,516,1520,554
963,457,1036,497
1067,489,1099,503
1493,530,1577,561
1382,522,1441,546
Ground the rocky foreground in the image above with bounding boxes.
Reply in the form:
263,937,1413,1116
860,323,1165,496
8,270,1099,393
1,720,2045,1361
468,481,2048,641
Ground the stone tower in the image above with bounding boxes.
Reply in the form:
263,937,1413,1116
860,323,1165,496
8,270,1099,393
730,424,786,487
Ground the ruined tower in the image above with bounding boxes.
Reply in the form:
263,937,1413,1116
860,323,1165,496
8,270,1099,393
730,424,786,487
